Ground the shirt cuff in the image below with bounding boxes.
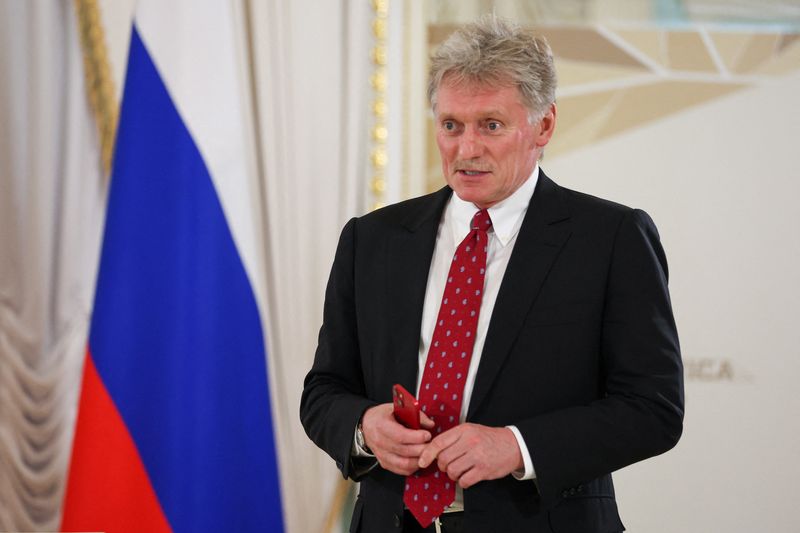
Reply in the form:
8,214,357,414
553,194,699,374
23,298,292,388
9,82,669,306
506,425,536,480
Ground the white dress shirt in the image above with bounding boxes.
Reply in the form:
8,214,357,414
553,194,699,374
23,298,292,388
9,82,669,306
415,166,539,510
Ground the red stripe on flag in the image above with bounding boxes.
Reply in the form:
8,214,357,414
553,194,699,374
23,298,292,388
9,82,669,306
61,350,172,533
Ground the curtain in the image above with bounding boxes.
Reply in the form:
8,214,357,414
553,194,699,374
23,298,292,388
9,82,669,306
244,1,373,530
0,2,107,531
0,1,373,531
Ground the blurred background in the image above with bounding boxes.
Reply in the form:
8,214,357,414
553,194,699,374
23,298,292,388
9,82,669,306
1,1,799,531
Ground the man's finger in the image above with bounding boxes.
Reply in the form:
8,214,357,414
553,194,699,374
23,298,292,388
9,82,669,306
457,466,480,489
419,410,436,429
389,442,429,459
436,441,468,474
378,453,422,476
418,427,462,468
442,453,474,484
387,426,432,446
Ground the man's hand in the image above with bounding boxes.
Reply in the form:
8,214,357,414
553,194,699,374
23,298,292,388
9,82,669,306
418,424,523,489
361,403,436,476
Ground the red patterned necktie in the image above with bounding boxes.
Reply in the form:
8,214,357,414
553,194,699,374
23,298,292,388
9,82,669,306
404,208,493,527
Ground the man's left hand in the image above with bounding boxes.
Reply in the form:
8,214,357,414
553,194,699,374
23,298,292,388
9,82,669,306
418,424,523,489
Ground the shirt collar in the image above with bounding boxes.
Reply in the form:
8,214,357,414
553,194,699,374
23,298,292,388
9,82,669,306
449,164,539,247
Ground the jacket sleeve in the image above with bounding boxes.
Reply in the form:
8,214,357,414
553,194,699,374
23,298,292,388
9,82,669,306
299,217,378,480
518,208,684,507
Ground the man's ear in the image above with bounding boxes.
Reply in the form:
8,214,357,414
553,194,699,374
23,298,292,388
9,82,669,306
535,103,557,148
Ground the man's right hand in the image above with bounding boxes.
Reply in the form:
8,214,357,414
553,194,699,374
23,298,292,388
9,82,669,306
361,403,435,475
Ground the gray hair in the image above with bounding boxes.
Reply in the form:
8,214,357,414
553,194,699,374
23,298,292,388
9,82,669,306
428,15,557,121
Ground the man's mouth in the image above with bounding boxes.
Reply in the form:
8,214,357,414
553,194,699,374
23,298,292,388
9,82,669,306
457,169,490,176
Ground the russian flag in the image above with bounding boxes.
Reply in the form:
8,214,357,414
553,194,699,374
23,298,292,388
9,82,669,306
61,2,284,532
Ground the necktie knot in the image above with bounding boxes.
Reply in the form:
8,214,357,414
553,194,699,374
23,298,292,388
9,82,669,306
471,209,493,231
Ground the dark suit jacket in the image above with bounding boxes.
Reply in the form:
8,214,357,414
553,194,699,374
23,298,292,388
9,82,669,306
300,172,684,533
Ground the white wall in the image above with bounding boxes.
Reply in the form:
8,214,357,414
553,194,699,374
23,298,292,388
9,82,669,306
548,71,800,532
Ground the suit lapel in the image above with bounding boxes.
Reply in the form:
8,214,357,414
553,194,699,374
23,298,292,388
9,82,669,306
386,187,452,392
467,173,572,419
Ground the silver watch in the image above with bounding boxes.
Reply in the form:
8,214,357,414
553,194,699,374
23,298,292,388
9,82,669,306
356,421,371,453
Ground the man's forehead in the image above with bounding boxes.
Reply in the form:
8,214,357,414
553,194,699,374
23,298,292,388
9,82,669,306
435,79,525,115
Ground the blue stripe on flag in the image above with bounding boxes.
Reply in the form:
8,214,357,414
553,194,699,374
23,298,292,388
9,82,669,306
89,25,284,532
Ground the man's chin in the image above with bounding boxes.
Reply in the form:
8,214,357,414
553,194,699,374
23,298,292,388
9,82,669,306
451,187,493,208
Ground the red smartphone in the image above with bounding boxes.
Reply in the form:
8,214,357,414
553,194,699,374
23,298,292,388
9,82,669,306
392,384,420,429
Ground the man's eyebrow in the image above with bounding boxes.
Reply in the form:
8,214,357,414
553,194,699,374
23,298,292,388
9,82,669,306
437,110,506,120
481,110,504,119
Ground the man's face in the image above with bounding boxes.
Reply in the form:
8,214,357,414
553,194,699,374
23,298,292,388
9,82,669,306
435,79,555,208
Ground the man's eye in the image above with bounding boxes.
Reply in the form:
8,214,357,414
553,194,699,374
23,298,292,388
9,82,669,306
487,121,501,131
443,121,455,131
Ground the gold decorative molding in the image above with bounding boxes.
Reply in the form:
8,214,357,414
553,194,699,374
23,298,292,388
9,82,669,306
369,0,389,211
73,0,118,176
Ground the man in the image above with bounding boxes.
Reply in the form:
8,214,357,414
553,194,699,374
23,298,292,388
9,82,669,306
301,15,683,533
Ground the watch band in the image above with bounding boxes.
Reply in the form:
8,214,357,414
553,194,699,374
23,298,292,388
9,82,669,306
356,421,372,455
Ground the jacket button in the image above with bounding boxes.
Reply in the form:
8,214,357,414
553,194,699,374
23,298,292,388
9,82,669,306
561,490,569,498
335,461,343,469
393,513,401,528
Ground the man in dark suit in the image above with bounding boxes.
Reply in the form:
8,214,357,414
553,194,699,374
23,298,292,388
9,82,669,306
301,15,683,533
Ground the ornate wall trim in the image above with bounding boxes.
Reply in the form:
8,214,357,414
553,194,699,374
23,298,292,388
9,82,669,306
369,0,388,210
73,0,118,175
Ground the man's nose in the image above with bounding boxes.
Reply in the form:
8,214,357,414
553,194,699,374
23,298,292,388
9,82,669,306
457,128,484,159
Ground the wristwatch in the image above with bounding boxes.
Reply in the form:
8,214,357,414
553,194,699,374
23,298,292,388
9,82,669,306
355,420,372,454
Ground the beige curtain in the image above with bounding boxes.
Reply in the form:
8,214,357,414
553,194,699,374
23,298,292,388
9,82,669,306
0,2,107,531
0,1,373,531
244,1,373,530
